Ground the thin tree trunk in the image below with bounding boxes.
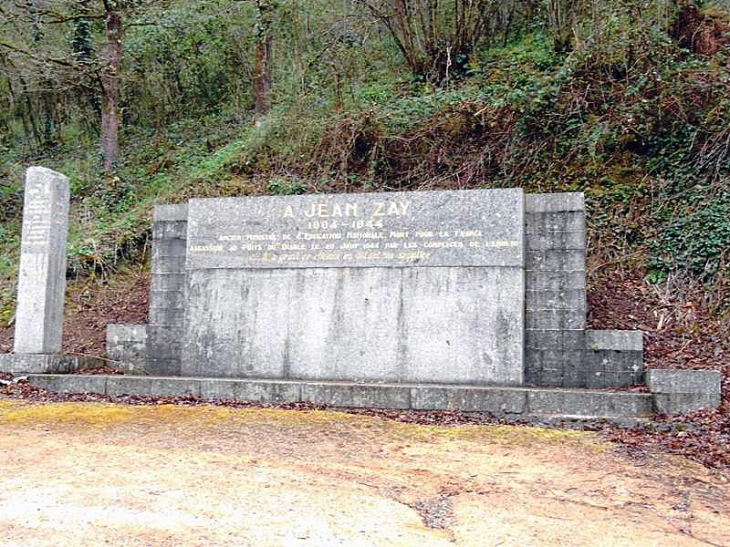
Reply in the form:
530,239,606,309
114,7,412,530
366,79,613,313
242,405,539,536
100,7,122,173
254,31,272,117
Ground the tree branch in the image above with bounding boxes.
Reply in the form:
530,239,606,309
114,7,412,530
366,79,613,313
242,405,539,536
0,41,75,68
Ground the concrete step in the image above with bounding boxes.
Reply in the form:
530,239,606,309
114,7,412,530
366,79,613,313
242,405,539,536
26,374,654,421
0,355,107,375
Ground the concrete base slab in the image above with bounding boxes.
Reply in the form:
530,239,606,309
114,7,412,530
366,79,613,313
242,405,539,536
0,354,106,375
25,374,657,421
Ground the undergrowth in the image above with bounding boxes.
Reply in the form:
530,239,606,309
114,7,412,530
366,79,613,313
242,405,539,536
0,7,729,325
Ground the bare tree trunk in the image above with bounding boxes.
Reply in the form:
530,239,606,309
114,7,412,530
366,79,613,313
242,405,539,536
254,31,272,116
548,0,573,53
254,0,274,118
100,6,122,173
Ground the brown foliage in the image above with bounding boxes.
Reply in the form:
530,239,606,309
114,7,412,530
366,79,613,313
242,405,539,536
358,0,497,83
672,4,730,56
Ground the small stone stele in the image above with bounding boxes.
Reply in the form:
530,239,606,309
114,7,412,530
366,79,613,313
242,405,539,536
13,167,70,354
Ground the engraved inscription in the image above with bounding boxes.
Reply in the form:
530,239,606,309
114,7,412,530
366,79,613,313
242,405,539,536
21,180,52,251
186,189,524,269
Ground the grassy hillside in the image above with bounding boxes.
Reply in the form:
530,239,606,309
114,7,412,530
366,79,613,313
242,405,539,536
0,0,728,343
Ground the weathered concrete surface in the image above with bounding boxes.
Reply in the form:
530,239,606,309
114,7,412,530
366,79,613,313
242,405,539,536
14,167,70,354
0,399,729,546
26,375,657,420
147,204,188,376
182,188,526,386
586,330,643,351
186,189,525,269
585,330,644,388
0,354,104,375
182,266,525,385
646,369,722,394
646,369,722,414
106,324,147,374
524,193,587,388
141,189,651,393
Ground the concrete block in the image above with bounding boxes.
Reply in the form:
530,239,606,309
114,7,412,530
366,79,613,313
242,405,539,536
150,274,187,292
531,349,585,368
25,375,699,423
152,239,188,258
526,212,584,234
526,250,585,271
584,370,607,389
146,341,183,360
181,189,526,385
538,369,565,387
300,383,411,409
525,193,585,213
153,204,188,222
149,290,185,309
145,358,182,377
526,290,586,310
148,308,185,326
526,271,586,291
27,374,107,394
586,330,643,352
151,256,187,275
106,376,200,398
653,393,722,414
526,232,585,251
106,324,147,373
584,370,641,389
183,266,525,386
146,326,181,345
410,386,527,413
526,309,585,330
0,354,105,374
152,220,188,240
526,330,585,350
562,368,587,389
527,389,653,418
199,378,301,403
645,369,721,394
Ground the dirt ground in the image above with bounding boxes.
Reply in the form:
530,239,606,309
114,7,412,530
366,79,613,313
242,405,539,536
0,398,728,547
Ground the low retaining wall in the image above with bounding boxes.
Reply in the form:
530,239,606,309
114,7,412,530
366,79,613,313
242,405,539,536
28,374,655,421
0,355,106,375
26,368,721,420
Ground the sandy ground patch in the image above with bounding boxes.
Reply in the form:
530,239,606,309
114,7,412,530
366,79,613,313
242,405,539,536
0,398,728,546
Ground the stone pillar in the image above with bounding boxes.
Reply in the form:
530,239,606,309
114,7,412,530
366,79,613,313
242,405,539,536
524,193,587,388
147,204,188,375
14,167,70,354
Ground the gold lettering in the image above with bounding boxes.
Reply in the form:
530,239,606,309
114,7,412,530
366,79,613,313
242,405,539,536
345,203,359,217
373,202,385,216
282,205,294,218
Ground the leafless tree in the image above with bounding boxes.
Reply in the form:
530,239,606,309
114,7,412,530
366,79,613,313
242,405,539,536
357,0,496,83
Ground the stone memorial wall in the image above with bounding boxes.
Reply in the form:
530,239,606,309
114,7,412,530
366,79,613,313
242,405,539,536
4,169,721,418
182,189,526,385
136,188,647,390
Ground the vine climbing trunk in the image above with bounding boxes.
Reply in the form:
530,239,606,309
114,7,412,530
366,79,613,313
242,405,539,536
254,32,272,117
253,0,274,118
100,5,123,174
